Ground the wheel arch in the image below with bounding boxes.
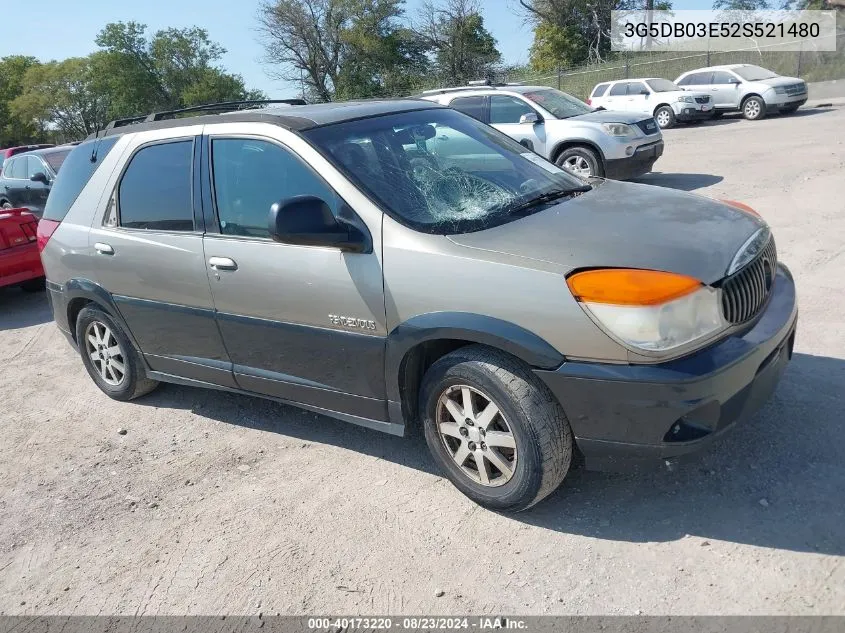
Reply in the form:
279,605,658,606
550,138,606,165
740,92,764,107
63,279,139,350
653,103,672,115
385,313,565,427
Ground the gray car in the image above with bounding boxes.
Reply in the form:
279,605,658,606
676,64,807,120
38,99,797,511
421,86,664,179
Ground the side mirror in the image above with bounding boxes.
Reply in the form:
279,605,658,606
268,195,369,253
729,78,741,85
519,112,540,125
30,172,49,185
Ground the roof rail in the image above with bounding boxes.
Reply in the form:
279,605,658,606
102,99,307,131
419,86,483,96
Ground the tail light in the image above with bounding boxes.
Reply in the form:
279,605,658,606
36,219,60,252
586,98,592,106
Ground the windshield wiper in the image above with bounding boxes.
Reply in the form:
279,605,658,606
505,185,592,215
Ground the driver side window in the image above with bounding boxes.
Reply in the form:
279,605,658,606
211,138,333,238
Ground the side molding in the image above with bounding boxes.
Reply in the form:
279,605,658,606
61,278,142,352
384,312,565,403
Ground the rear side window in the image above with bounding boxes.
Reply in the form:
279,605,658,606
6,157,26,179
42,138,119,222
591,83,610,97
450,96,486,122
118,140,194,231
609,83,628,96
211,137,333,239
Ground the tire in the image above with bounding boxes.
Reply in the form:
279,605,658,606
419,345,573,512
75,305,159,401
742,96,766,121
555,146,603,178
20,277,46,292
1,201,12,210
654,105,676,129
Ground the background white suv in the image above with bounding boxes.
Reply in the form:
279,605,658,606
675,64,807,121
421,85,664,180
589,78,714,129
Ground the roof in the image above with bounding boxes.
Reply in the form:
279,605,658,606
89,99,442,140
679,64,751,74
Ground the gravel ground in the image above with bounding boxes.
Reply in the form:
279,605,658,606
1,105,844,616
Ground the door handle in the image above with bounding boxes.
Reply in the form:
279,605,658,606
208,256,237,271
94,242,114,255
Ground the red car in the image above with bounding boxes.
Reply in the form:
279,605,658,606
0,207,44,291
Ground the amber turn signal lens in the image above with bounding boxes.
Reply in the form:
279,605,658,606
721,199,761,217
567,269,702,306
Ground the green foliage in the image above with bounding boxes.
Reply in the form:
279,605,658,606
0,56,42,146
529,22,587,71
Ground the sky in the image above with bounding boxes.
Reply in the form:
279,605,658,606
0,0,708,99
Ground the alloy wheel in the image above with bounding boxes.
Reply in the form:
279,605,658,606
562,155,593,177
435,384,518,487
656,110,671,127
745,99,761,119
84,321,126,386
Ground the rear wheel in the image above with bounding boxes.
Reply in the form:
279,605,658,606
654,106,676,129
742,96,766,120
419,345,573,511
555,146,602,178
75,305,159,401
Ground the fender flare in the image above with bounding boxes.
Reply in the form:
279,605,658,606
384,312,564,403
549,138,606,165
62,279,140,351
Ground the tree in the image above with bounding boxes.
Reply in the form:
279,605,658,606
415,0,501,85
11,57,111,139
94,21,265,117
529,22,587,71
0,56,42,146
257,0,428,101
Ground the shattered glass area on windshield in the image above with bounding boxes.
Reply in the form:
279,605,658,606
306,108,585,234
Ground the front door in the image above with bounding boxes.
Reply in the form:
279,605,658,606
90,134,236,388
709,71,741,109
200,128,388,422
624,81,652,115
489,95,546,155
23,156,50,216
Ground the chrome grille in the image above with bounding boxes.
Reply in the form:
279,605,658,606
720,236,777,324
694,96,710,104
785,82,807,96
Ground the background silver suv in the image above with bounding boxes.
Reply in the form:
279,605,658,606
421,85,664,179
38,99,796,511
676,64,807,120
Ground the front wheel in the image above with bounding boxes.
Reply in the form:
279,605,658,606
654,106,676,129
75,305,159,401
419,345,573,511
743,96,766,120
555,146,602,178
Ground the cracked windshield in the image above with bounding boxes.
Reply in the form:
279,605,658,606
306,109,588,234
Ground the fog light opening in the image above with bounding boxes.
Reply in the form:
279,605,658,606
663,417,713,443
625,146,635,156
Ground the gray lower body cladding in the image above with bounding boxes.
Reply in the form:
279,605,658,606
603,140,664,180
534,265,797,472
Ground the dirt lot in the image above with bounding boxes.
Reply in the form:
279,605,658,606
1,106,844,616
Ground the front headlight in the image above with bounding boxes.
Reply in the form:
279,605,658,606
601,123,636,137
567,269,727,353
677,95,694,103
774,86,787,95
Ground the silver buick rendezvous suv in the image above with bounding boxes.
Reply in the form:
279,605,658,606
37,99,797,511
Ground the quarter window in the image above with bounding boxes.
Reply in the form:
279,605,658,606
211,138,334,239
6,157,26,179
118,140,194,231
592,83,610,97
489,96,535,124
608,82,628,96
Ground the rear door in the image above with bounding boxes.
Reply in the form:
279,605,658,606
489,95,546,155
200,124,388,421
90,131,235,388
1,157,29,208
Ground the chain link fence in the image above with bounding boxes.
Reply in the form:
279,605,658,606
478,29,845,101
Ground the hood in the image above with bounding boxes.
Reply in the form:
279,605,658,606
564,110,652,125
447,180,765,285
756,76,803,88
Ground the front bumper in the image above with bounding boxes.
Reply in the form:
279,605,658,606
675,107,715,122
604,140,664,180
535,264,797,472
